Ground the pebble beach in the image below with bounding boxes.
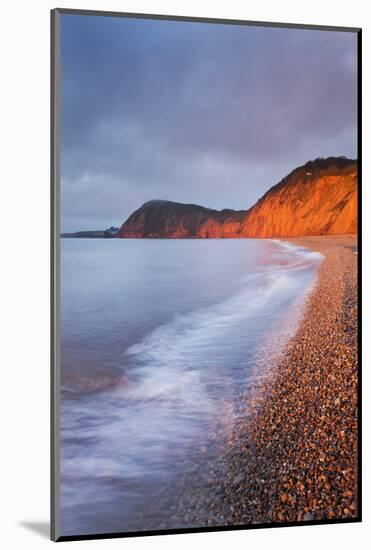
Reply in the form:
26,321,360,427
169,235,359,528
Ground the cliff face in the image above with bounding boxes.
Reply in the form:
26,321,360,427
119,200,247,238
238,157,358,237
119,158,358,238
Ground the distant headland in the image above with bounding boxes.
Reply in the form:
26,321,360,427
62,157,357,239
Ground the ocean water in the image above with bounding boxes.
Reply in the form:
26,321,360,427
60,238,322,536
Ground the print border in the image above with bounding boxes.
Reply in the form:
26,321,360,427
50,8,362,542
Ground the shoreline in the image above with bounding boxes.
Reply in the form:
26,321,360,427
60,234,359,532
173,234,358,527
225,234,358,523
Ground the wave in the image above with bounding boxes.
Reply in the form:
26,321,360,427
60,239,324,529
269,240,323,271
122,241,322,405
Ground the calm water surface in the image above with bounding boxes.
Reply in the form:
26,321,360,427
60,239,322,535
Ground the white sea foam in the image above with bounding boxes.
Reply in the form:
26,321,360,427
122,241,322,406
60,238,323,534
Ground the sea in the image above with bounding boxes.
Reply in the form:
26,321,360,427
59,238,322,536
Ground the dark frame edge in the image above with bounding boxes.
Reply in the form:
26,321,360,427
54,7,361,33
51,7,61,543
55,516,362,543
356,27,362,523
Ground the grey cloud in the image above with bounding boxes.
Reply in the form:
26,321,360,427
60,15,357,231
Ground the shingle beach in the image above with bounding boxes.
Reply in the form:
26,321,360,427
170,235,358,527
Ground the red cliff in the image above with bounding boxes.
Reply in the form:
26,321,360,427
119,200,247,238
119,157,358,239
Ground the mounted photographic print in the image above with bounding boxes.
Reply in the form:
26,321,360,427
51,8,361,541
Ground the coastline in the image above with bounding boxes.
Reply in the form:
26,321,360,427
60,234,359,532
174,234,358,527
225,234,358,523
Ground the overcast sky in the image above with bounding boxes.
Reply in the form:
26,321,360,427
60,14,357,231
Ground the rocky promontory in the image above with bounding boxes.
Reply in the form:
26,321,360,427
119,157,357,239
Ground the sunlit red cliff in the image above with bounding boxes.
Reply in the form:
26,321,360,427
119,157,358,239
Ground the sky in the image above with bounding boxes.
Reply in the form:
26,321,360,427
60,14,358,232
